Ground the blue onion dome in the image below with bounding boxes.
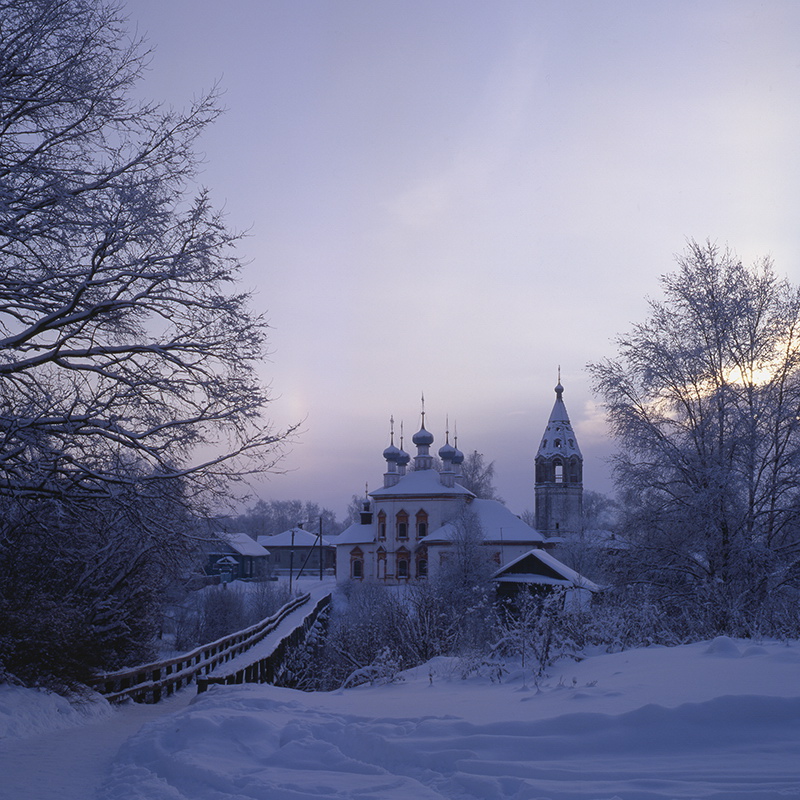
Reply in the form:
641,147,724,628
382,443,401,462
452,445,465,465
412,425,434,446
438,440,457,461
397,447,410,467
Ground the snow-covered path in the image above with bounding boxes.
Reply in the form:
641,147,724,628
0,690,194,800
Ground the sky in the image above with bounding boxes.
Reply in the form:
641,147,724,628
123,0,800,518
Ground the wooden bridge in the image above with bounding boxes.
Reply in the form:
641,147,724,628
90,583,332,703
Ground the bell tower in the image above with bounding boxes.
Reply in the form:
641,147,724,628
534,377,583,537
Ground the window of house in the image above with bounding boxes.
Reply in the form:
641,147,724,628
377,510,386,539
555,462,564,483
352,559,363,579
416,558,428,578
397,559,408,578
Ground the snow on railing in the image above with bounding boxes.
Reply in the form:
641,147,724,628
90,593,312,704
196,592,331,692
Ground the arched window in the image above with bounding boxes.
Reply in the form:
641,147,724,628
377,547,386,580
396,547,410,579
555,461,564,483
415,509,428,538
569,458,579,483
350,547,364,580
377,510,386,540
416,558,428,578
396,510,409,539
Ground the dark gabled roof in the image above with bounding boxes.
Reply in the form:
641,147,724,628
492,548,600,591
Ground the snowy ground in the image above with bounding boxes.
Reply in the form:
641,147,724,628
3,635,798,800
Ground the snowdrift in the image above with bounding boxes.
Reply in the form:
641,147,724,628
96,637,800,800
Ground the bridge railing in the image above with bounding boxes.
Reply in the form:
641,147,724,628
89,592,311,703
196,592,331,692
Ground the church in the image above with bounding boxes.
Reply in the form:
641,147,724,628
336,381,597,594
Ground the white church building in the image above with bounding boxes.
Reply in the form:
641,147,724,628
336,381,596,591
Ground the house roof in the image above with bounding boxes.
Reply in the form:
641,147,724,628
370,468,475,499
257,527,334,549
423,499,546,545
492,548,600,591
223,532,270,558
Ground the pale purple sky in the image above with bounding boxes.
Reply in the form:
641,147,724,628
125,0,800,518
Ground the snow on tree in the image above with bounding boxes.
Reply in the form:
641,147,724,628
456,450,504,502
590,240,800,633
0,0,293,684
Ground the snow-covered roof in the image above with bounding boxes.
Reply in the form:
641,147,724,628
424,499,546,545
492,548,600,591
537,382,582,459
222,532,270,558
335,523,376,545
257,527,334,549
370,468,475,499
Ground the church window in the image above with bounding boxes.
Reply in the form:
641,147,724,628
555,438,561,448
416,558,428,578
397,559,409,578
542,439,547,448
396,510,409,539
416,509,428,538
350,547,364,580
377,548,386,580
555,462,564,483
377,511,386,540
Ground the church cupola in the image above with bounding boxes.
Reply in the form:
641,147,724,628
359,487,373,525
534,374,583,537
383,417,402,487
438,419,457,487
397,422,411,476
412,395,435,470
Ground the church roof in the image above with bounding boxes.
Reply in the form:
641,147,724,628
537,381,582,459
370,468,475,499
424,499,546,545
336,522,376,545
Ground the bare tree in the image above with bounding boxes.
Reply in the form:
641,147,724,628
0,0,292,506
589,240,800,631
0,0,292,682
457,451,504,502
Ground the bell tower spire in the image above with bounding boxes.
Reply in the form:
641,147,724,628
534,374,583,537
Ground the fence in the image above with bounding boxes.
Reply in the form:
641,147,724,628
196,592,331,692
90,592,312,703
